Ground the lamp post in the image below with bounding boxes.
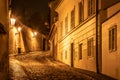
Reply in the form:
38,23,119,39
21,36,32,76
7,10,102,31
17,26,22,54
32,31,37,38
18,27,22,32
9,18,16,54
32,31,37,52
10,18,16,28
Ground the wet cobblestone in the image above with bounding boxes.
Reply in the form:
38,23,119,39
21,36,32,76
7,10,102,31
9,51,115,80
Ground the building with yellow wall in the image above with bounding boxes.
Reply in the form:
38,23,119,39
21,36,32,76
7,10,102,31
102,2,120,79
9,22,45,54
49,0,96,71
49,0,120,79
0,0,9,79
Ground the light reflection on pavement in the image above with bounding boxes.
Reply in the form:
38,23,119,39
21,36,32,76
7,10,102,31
9,52,91,80
9,58,29,80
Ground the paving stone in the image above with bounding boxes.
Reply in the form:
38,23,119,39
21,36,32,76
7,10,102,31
9,51,115,80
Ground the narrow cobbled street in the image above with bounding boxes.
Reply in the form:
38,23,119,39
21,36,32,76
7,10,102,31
9,51,115,80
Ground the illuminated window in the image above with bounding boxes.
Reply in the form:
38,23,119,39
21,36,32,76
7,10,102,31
79,0,84,23
88,0,95,16
109,25,117,52
71,7,75,30
79,43,82,59
87,38,94,57
65,15,68,34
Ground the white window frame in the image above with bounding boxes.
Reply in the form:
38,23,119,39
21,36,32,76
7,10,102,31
109,25,117,52
88,0,95,17
71,7,75,30
79,0,84,23
87,37,94,57
79,43,83,60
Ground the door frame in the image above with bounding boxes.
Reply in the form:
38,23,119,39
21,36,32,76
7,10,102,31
71,42,74,67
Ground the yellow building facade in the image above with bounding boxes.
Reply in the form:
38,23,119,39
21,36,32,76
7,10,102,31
49,0,120,79
102,2,120,79
0,0,9,79
50,0,97,72
9,23,44,54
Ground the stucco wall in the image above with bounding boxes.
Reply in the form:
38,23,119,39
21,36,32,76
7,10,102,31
0,0,9,79
9,25,43,54
56,0,96,72
102,12,120,79
21,26,43,52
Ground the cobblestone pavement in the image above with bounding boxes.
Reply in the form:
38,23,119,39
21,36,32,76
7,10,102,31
9,51,115,80
9,58,29,80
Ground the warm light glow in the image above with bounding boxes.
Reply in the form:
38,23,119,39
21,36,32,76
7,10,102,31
32,31,37,38
10,18,16,26
45,22,48,26
18,27,22,32
34,32,37,36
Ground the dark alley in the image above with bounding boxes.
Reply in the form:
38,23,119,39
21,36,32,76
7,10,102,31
0,0,120,80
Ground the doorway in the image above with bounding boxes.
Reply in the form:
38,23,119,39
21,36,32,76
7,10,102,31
71,43,74,67
43,38,46,51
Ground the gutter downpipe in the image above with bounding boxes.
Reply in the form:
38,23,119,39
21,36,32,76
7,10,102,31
96,0,100,73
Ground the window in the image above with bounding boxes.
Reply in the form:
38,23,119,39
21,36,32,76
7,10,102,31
65,50,67,59
60,21,63,37
71,7,75,30
79,43,82,59
79,0,84,23
87,38,94,57
88,0,95,16
109,25,117,52
65,15,68,34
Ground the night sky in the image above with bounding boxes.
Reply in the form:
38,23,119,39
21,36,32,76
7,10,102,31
11,0,50,18
11,0,50,34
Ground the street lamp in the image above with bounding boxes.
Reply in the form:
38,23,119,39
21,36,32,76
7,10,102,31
34,32,37,36
9,18,16,54
10,18,16,28
32,31,37,38
32,31,37,52
16,26,22,54
18,27,22,32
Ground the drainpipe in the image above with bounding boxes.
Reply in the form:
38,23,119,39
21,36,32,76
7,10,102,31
96,0,99,73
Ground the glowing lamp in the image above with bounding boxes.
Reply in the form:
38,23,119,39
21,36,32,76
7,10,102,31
18,27,22,32
10,18,16,26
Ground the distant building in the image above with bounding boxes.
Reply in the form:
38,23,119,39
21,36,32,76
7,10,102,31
49,0,120,79
9,4,47,54
9,21,45,54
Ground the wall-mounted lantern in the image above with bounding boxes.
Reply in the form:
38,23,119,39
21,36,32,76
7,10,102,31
32,31,37,38
17,26,22,32
15,26,22,54
15,26,22,35
10,18,16,28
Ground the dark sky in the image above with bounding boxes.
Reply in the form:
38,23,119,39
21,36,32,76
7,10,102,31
11,0,51,34
11,0,50,22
